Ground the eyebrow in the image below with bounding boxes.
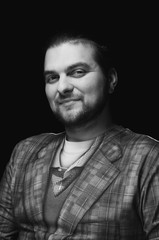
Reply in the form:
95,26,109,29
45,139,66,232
44,62,91,77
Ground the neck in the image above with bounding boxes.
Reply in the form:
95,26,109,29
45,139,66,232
65,107,114,142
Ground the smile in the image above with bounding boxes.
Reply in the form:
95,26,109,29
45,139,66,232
58,98,81,105
60,100,79,106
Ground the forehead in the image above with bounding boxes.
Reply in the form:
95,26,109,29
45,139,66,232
44,42,97,70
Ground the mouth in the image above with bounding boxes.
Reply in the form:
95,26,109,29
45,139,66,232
58,98,81,105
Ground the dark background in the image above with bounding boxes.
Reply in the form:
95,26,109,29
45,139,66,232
1,3,159,179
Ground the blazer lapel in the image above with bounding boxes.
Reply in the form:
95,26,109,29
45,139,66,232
23,133,65,224
57,140,122,236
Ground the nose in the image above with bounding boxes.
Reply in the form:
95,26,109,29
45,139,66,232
57,75,74,95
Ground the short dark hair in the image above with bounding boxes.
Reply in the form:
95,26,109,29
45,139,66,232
43,31,114,77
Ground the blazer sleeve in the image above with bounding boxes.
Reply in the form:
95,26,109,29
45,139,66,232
0,143,20,239
139,143,159,239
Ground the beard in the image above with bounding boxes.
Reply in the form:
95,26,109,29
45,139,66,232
51,94,108,128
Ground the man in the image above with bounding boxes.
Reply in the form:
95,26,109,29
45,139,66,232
0,32,159,240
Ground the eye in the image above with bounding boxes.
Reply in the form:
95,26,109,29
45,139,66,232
70,69,87,78
45,74,59,84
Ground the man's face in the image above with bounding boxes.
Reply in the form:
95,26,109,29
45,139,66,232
44,42,109,127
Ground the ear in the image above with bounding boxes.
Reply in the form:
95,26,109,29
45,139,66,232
108,68,118,94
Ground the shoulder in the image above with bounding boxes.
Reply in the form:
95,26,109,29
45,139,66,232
106,125,159,166
113,125,159,151
16,132,65,148
10,132,65,165
114,126,159,170
124,127,158,153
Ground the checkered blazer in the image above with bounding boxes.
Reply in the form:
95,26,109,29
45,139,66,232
0,126,159,240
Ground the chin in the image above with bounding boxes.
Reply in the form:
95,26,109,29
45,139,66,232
58,111,85,127
55,109,97,128
53,99,107,127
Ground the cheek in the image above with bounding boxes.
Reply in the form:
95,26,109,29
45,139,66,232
84,80,105,104
45,84,56,100
81,72,106,97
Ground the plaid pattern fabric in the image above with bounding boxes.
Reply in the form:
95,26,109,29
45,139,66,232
0,126,159,240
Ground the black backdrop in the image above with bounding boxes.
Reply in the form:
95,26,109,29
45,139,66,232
1,3,159,179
